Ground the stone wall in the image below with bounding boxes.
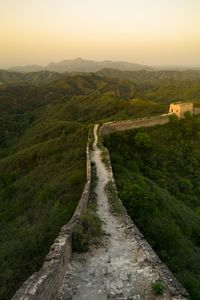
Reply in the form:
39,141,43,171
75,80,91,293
100,113,172,136
103,141,189,299
12,143,91,300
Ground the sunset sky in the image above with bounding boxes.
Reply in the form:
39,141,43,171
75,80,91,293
1,0,200,68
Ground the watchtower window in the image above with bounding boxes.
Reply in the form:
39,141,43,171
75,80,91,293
177,110,178,112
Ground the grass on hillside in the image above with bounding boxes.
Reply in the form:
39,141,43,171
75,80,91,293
0,120,87,300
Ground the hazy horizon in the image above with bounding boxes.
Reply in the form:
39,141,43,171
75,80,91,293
1,0,200,69
3,57,200,71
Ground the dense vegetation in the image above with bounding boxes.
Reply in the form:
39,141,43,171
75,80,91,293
98,69,200,103
104,115,200,299
0,72,165,299
1,69,200,299
0,109,88,299
2,68,200,104
0,70,62,85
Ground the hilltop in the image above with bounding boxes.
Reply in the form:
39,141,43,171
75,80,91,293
0,70,62,85
5,58,200,74
7,58,152,73
1,68,200,105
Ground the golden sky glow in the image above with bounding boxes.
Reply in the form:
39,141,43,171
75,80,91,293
1,0,200,68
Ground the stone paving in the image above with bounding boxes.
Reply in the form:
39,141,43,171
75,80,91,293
57,125,173,300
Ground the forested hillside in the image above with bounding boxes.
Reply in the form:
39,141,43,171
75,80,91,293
98,69,200,103
0,70,62,85
0,73,165,299
0,87,88,299
2,69,200,105
104,115,200,299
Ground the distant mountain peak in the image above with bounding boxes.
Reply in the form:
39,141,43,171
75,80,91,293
7,58,152,73
74,57,83,62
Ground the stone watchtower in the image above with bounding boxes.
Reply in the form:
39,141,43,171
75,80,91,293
169,102,193,119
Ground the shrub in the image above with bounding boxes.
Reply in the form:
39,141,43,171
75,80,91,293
72,223,89,252
134,132,152,149
151,280,165,295
89,162,98,207
72,208,102,252
101,149,110,170
169,114,179,123
105,181,123,215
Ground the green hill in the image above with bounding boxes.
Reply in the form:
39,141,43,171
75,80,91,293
0,70,63,85
98,69,200,103
0,100,88,299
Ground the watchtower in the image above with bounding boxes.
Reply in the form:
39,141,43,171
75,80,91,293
169,102,193,119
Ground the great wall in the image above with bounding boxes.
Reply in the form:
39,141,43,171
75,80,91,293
12,103,200,300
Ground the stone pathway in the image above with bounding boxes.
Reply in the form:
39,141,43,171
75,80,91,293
57,125,172,300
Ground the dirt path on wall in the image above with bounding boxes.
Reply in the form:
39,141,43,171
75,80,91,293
57,125,172,300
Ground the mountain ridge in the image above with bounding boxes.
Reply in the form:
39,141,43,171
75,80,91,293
7,58,152,73
2,68,200,87
6,58,200,73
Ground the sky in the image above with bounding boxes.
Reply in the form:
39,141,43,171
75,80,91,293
1,0,200,68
